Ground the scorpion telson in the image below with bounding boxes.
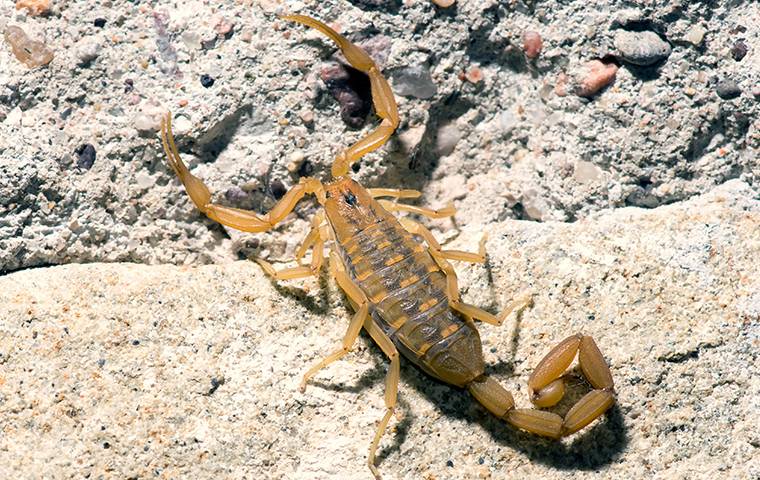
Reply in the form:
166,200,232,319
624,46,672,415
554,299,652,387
160,14,616,479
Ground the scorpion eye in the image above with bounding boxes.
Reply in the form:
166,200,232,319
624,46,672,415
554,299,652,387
325,191,332,199
343,191,358,207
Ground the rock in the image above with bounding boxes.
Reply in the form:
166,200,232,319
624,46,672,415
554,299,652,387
75,37,102,65
684,25,706,46
575,59,618,97
320,62,372,129
0,180,757,479
435,122,462,156
392,65,438,99
715,80,742,100
614,30,671,66
522,31,543,59
730,41,748,61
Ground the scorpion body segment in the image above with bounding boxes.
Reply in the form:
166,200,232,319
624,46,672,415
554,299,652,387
159,14,616,479
325,177,485,388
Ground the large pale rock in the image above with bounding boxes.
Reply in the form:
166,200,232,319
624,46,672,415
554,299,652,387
1,180,758,479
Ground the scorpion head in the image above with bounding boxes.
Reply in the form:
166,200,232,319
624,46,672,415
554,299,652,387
322,177,391,243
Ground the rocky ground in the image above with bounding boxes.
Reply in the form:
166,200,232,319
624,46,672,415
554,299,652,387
1,181,758,479
0,0,758,479
0,0,757,272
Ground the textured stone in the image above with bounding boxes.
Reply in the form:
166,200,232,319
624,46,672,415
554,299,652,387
614,30,671,66
1,180,757,479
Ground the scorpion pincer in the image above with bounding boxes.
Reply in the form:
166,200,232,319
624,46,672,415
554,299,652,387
159,14,615,479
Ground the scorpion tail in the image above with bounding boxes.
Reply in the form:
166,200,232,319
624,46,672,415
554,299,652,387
467,334,615,439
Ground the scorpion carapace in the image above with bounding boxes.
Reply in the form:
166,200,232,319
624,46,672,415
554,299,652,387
159,14,615,479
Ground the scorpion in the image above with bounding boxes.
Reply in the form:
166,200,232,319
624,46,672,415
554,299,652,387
159,14,615,479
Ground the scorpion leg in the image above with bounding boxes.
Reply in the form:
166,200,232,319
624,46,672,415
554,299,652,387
299,252,368,392
282,15,400,178
363,316,400,480
379,199,456,219
367,188,421,199
161,112,323,232
399,218,529,326
256,213,328,280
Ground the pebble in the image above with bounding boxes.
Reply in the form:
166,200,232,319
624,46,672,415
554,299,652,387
93,18,107,28
614,30,671,66
684,25,706,46
270,180,287,199
224,187,249,204
4,26,54,68
75,144,97,170
435,123,462,156
200,74,215,88
75,38,102,65
133,113,160,133
464,66,483,84
432,0,456,7
576,60,618,97
522,31,543,59
15,0,49,16
320,63,371,128
730,41,748,61
715,80,741,100
392,65,437,99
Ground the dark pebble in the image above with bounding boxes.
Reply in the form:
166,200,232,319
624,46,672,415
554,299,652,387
715,80,742,100
225,187,249,204
75,144,97,170
320,63,371,129
270,179,287,199
132,339,140,346
731,41,748,61
200,74,215,88
93,18,107,28
297,159,314,177
97,358,105,367
351,161,361,173
124,78,134,93
103,442,110,449
446,460,454,468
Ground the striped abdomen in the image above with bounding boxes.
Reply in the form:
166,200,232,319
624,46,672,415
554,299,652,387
337,216,485,387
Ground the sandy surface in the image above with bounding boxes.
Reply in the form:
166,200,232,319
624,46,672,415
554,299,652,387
1,180,758,479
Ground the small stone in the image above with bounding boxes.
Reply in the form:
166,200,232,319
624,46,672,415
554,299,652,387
213,16,235,38
730,41,748,61
435,123,462,156
684,25,706,46
576,60,618,97
225,187,248,204
15,0,49,16
4,26,54,68
320,62,371,128
133,111,161,133
75,144,97,170
392,65,437,99
431,0,455,6
286,151,306,173
715,80,741,100
200,74,215,88
270,180,287,200
614,30,671,66
93,18,107,28
574,160,603,183
75,38,102,65
522,31,543,59
465,66,483,84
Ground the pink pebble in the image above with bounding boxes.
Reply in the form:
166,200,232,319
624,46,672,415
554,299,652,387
522,31,543,59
